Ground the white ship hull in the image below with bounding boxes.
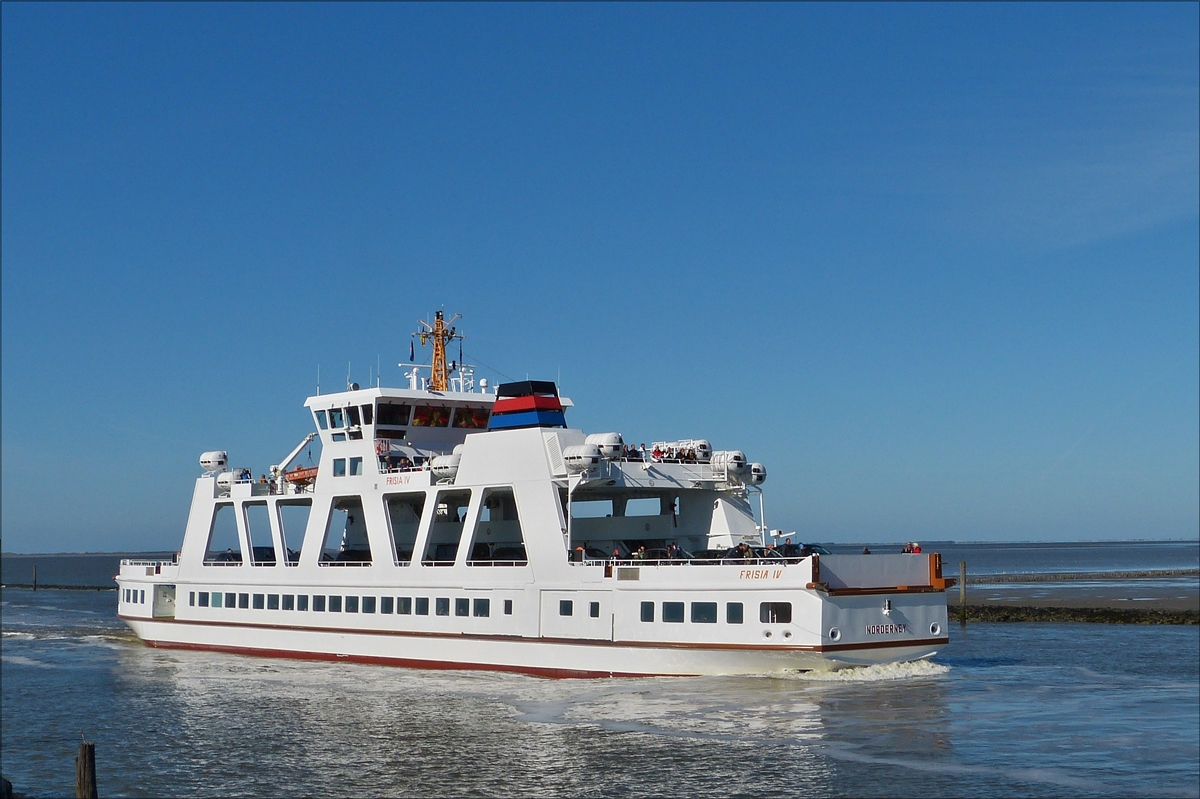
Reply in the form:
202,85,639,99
116,356,953,677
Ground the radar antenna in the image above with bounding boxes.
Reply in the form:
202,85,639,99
415,310,462,392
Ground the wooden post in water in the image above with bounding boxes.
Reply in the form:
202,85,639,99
32,564,37,591
75,742,97,799
959,561,967,624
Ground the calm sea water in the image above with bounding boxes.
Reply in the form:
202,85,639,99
3,582,1198,797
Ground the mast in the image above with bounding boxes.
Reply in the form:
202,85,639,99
416,310,461,391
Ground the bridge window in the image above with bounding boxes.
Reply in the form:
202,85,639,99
760,602,792,624
320,497,372,564
423,490,470,565
467,488,526,565
376,402,411,427
315,410,328,429
452,407,490,429
347,406,361,426
203,504,243,565
328,408,345,429
386,493,425,565
412,405,451,427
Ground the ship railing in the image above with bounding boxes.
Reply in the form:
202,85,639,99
568,557,801,568
202,560,244,566
466,560,530,567
120,559,176,567
317,561,373,567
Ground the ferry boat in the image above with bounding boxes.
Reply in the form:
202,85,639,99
117,312,952,677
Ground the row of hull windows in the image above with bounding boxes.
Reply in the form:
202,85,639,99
636,601,792,624
188,591,512,618
123,588,146,604
203,487,530,568
315,404,490,432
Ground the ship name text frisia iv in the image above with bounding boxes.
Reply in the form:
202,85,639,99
116,312,953,677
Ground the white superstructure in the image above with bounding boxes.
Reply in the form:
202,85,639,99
117,316,952,677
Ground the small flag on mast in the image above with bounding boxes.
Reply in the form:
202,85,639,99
410,340,415,361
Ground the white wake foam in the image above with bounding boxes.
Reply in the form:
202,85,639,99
788,658,950,682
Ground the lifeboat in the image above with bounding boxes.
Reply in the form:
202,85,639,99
284,466,319,484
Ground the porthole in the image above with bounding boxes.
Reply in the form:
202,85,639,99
828,627,841,641
930,622,941,636
782,630,793,640
763,630,773,639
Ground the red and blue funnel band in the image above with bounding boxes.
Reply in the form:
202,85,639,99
487,409,567,430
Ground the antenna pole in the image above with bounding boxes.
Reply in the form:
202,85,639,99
415,310,461,392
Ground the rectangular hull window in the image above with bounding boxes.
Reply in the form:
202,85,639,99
691,602,717,623
760,602,792,624
663,602,684,623
640,602,654,622
726,602,743,624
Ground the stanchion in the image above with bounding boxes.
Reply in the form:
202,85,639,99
76,742,97,799
959,561,967,625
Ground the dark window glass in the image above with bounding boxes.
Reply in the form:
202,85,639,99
473,598,490,617
452,407,490,428
348,430,363,440
415,597,429,615
253,594,265,610
239,593,249,609
412,405,452,427
377,428,406,440
380,597,394,614
333,459,346,477
691,602,718,623
663,602,685,623
267,594,280,610
362,596,376,614
400,597,414,614
726,602,744,624
345,596,359,613
329,596,342,612
377,403,411,426
332,433,346,442
315,410,328,429
760,602,792,624
455,598,469,616
590,601,600,618
198,592,209,607
189,591,195,606
282,595,295,611
347,406,361,426
361,404,373,425
436,597,450,616
297,595,309,611
640,601,655,622
350,457,363,475
329,408,344,429
504,599,513,615
559,600,573,617
313,595,326,612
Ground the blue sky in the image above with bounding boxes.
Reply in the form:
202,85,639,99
3,3,1197,553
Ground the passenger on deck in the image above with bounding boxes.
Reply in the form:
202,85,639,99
652,446,663,461
735,542,753,562
863,547,872,555
911,542,922,553
397,456,413,469
639,443,647,460
780,538,799,557
901,542,913,553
